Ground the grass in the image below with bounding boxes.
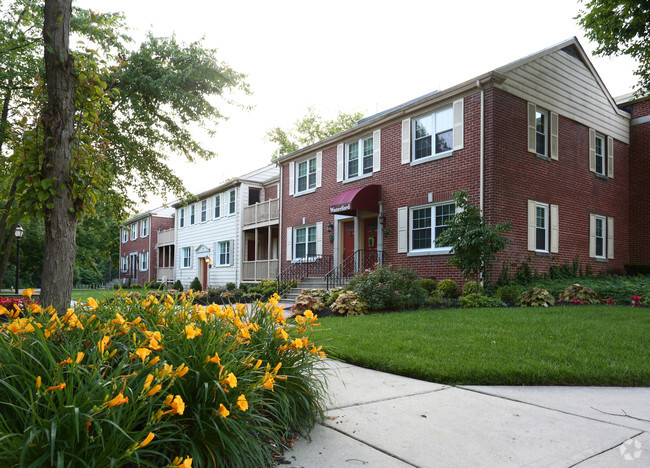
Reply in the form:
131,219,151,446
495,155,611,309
70,288,139,302
310,305,650,386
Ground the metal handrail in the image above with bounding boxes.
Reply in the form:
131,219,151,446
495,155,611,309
325,249,384,289
277,254,333,284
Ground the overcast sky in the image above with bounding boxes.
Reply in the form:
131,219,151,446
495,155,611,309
76,0,638,212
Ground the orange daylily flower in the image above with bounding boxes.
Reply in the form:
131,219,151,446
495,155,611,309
22,288,34,298
36,376,42,390
58,357,72,366
97,336,110,354
184,323,201,339
107,392,129,407
172,456,193,467
75,352,85,364
222,372,237,389
206,352,221,365
171,395,185,415
147,384,162,396
86,297,99,310
143,374,154,391
134,348,151,362
236,394,248,412
133,432,155,450
217,403,229,418
46,383,67,392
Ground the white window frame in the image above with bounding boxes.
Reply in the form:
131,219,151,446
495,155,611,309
179,208,185,228
200,199,208,222
594,215,606,259
293,225,317,260
181,247,192,269
140,218,149,238
217,241,231,266
408,201,455,255
594,132,606,176
213,194,221,218
295,156,317,194
535,108,549,157
121,256,127,272
345,136,374,180
412,106,454,164
130,222,138,240
228,189,236,215
190,204,196,225
122,229,128,243
139,252,149,271
535,202,549,253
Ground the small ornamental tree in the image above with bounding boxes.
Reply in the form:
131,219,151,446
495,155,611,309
436,191,511,283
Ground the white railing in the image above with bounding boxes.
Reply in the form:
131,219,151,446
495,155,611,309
157,228,174,245
242,199,279,226
242,260,279,282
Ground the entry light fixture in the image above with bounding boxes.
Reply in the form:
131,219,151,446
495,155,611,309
327,222,334,232
379,213,387,225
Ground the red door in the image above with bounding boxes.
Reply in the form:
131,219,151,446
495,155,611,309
342,221,355,276
201,258,208,290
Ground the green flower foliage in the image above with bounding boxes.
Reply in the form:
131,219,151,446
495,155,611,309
458,293,506,308
331,291,368,316
347,264,427,311
559,284,600,304
519,288,555,307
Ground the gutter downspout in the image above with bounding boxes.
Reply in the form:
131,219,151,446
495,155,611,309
277,160,283,280
476,80,485,213
148,216,152,284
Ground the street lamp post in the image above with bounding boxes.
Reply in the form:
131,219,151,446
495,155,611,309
14,225,23,294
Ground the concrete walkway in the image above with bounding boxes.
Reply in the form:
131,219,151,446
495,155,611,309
286,360,650,467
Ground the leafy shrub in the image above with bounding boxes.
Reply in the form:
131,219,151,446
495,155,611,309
0,292,326,466
347,265,427,311
559,284,600,304
146,281,166,290
207,286,227,296
519,288,555,307
514,261,533,284
238,283,250,292
418,278,437,296
189,276,203,292
249,279,281,300
292,291,325,315
462,281,482,295
172,279,183,291
459,293,506,308
225,282,237,291
625,264,650,276
331,291,368,316
437,279,459,299
326,288,343,307
521,275,650,305
113,283,121,289
131,283,143,289
495,285,521,304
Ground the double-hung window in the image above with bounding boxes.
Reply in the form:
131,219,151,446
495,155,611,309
200,200,207,222
213,195,221,218
217,241,231,266
535,203,549,252
535,108,548,156
296,158,317,193
179,208,185,228
590,129,613,178
527,200,558,254
121,256,127,272
294,226,316,259
413,107,453,161
141,219,148,238
595,133,605,176
228,189,236,215
590,214,613,259
346,137,373,179
139,252,148,271
130,222,138,240
181,247,192,268
594,216,605,258
122,229,128,243
409,202,455,252
190,205,196,225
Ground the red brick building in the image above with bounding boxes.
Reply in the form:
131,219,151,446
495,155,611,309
119,207,175,287
276,38,642,285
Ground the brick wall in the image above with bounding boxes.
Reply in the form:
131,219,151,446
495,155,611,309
264,184,278,200
628,97,650,263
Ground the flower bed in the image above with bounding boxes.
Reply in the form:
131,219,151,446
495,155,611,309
0,291,326,467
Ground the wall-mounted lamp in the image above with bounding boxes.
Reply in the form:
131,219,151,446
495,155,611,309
205,257,213,268
327,222,334,233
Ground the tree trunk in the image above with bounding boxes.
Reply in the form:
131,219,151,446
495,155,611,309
41,0,76,310
0,226,18,290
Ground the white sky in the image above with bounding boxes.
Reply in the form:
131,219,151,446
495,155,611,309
76,0,638,212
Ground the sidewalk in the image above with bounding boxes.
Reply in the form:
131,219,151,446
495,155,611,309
286,360,650,467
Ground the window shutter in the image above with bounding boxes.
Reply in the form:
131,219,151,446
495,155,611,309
453,98,464,151
289,163,295,196
401,118,411,164
373,129,381,172
316,222,323,255
607,217,614,259
316,151,322,188
527,103,536,153
336,144,344,182
588,129,596,173
213,242,217,265
589,214,596,258
230,240,235,266
607,136,614,179
397,207,408,253
527,200,536,251
550,112,558,160
550,204,559,253
286,227,292,261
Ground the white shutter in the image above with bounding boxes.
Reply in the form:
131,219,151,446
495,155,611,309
527,103,536,154
316,221,323,255
453,98,464,151
589,214,596,258
373,129,381,172
213,242,217,266
550,112,558,160
401,118,411,164
336,144,344,182
607,217,614,259
285,227,292,261
289,162,295,196
316,151,322,188
230,240,235,266
550,204,559,254
527,200,536,251
397,207,408,253
589,128,596,173
607,136,614,179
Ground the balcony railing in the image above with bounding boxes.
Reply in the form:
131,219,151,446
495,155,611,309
242,260,279,282
157,228,174,245
156,267,174,283
242,199,279,226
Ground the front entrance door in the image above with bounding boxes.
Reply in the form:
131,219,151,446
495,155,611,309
201,258,208,290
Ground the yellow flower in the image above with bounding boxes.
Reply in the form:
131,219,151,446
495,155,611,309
148,356,160,366
175,364,189,378
184,323,201,339
171,395,185,415
134,348,152,363
147,384,162,397
148,337,163,350
164,394,174,406
206,352,221,366
217,403,229,418
107,392,129,407
29,303,42,314
143,373,154,391
261,373,275,391
46,383,67,392
58,357,72,366
86,297,99,310
36,376,42,390
113,313,126,325
222,372,237,389
97,336,110,354
172,456,193,467
22,288,34,298
75,352,85,364
133,432,155,450
236,394,248,412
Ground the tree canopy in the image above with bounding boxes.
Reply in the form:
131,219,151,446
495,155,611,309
266,107,364,158
577,0,650,95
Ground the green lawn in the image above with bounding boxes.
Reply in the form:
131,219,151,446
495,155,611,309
71,288,129,302
310,306,650,386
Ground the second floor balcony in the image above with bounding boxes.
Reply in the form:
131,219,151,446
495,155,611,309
242,198,279,227
157,228,174,245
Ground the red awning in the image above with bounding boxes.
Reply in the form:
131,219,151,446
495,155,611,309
329,184,381,215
